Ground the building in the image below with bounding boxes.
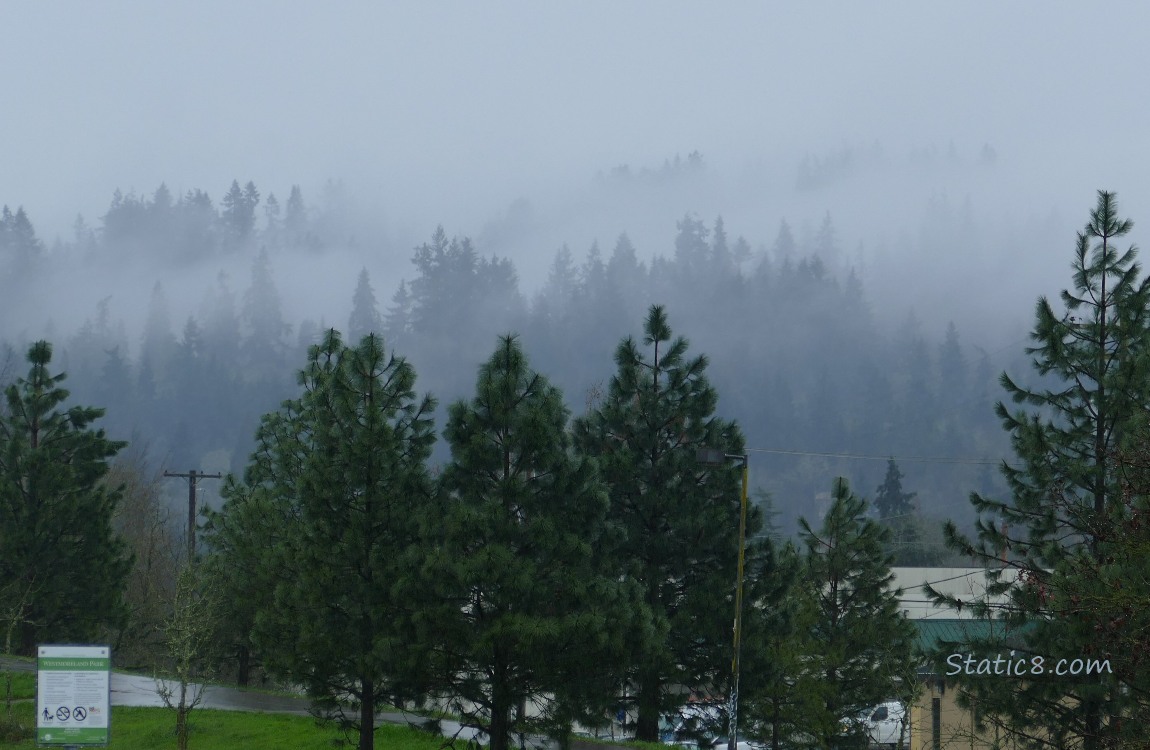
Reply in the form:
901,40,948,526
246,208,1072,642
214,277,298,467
890,567,1022,750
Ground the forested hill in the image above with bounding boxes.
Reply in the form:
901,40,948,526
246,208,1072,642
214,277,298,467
0,180,1020,541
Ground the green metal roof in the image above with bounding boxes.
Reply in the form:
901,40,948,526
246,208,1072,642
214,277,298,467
914,618,1035,675
914,619,1004,652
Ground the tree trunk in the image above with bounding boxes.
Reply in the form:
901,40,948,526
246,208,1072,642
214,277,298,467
359,676,374,750
236,645,250,686
177,681,189,750
490,656,512,750
635,671,661,742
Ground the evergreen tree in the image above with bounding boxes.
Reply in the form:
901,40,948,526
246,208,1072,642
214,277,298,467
741,542,823,750
241,248,290,379
934,191,1150,749
874,458,935,566
712,215,733,274
421,335,640,750
874,458,915,520
140,281,178,390
799,478,917,749
1042,430,1150,744
771,220,796,263
284,185,307,241
573,304,754,742
0,341,131,654
263,192,282,243
347,269,383,341
673,214,710,281
605,233,647,317
174,189,218,261
533,245,577,326
937,321,968,408
384,280,413,352
201,272,241,371
205,330,435,750
220,179,259,245
813,212,839,265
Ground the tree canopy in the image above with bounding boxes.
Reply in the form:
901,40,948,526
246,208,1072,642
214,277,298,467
573,304,755,742
0,341,131,654
205,330,435,750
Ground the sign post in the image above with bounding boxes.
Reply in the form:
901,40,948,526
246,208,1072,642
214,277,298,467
36,645,111,747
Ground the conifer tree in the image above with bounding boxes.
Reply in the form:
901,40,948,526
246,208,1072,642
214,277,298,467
284,185,307,241
874,458,933,565
347,268,383,341
220,179,259,245
384,280,413,352
205,330,435,750
740,542,823,750
573,304,754,742
934,191,1150,749
140,281,177,388
800,478,916,749
420,335,640,750
0,341,131,653
241,248,290,379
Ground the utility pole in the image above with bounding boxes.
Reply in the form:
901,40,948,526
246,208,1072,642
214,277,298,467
164,469,223,563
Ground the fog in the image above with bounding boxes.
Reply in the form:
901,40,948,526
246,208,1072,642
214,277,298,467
8,4,1150,329
4,3,1150,531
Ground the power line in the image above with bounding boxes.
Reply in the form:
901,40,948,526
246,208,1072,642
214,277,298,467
745,447,1006,466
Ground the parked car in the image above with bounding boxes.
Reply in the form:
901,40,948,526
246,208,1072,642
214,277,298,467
840,700,907,748
706,737,764,750
661,701,727,746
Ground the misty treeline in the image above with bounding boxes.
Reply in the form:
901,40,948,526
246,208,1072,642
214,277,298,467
0,178,1012,542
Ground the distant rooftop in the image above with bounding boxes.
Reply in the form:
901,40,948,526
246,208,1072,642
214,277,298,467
889,567,1018,620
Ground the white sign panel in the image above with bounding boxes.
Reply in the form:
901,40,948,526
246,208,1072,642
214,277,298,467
36,645,111,746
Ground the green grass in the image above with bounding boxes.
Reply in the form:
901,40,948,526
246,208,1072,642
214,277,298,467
2,670,35,700
1,701,446,749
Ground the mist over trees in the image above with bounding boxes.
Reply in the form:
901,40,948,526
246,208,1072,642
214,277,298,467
0,172,1017,535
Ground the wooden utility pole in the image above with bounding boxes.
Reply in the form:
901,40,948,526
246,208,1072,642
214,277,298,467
163,469,223,563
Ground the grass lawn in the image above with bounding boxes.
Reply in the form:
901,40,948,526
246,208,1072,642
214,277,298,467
0,700,446,749
2,670,35,700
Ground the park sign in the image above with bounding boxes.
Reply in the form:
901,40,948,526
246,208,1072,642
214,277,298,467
36,645,111,746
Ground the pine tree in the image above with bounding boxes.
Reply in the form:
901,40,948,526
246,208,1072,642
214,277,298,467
0,341,131,654
673,214,710,281
573,304,754,742
937,321,968,408
421,335,640,750
771,220,796,262
874,459,931,567
140,281,178,389
384,280,413,352
201,272,241,371
284,185,307,240
741,542,823,750
241,248,290,379
935,191,1150,749
347,268,383,341
204,330,435,750
1043,431,1150,743
799,478,917,749
220,179,259,245
174,188,218,261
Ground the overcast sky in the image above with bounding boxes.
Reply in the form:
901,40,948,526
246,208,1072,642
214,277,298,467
6,1,1150,354
5,3,1149,235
